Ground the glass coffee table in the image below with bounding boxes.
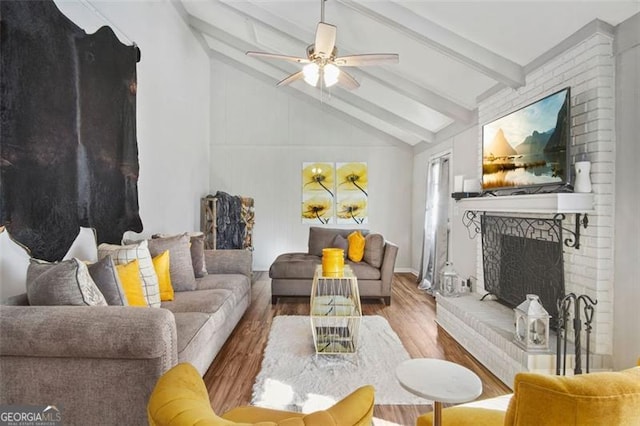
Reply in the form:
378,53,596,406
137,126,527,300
396,358,483,426
309,265,362,354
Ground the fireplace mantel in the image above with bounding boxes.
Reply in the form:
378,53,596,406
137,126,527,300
455,193,594,214
456,192,594,249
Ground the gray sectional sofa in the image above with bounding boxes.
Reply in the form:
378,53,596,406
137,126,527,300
269,227,398,305
0,249,251,426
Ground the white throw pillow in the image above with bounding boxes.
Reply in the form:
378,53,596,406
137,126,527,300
98,240,161,307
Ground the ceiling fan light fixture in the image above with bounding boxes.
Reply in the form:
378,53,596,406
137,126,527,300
245,0,397,91
323,63,341,87
303,62,320,86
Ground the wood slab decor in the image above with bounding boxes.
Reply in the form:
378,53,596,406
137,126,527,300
0,0,143,261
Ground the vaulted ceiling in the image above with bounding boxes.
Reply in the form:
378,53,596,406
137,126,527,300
177,1,639,147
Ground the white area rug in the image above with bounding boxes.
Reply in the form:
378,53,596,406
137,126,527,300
252,315,427,413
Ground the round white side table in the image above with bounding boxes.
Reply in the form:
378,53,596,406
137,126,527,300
396,358,483,426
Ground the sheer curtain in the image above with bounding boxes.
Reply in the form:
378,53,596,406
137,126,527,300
418,155,450,292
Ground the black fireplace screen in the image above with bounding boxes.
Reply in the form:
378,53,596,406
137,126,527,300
481,215,565,324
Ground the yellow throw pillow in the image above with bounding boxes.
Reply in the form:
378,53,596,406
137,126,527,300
347,231,365,262
115,259,148,307
153,250,174,301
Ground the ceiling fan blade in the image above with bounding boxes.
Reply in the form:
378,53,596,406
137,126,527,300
337,69,359,90
314,22,337,59
335,54,399,67
246,51,310,64
276,71,305,87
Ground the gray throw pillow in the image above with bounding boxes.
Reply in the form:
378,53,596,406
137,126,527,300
88,255,128,306
363,233,385,269
147,233,197,291
189,234,208,278
330,234,349,259
27,258,108,306
152,232,208,278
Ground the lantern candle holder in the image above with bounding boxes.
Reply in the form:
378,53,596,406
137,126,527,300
514,294,551,351
440,261,461,297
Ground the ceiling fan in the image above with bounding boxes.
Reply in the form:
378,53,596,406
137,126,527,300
246,0,399,90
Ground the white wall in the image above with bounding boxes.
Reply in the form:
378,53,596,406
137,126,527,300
613,13,640,370
411,126,479,283
209,59,413,271
55,0,210,237
450,127,482,284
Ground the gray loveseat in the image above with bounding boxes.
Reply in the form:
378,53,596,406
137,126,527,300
0,249,251,426
269,227,398,305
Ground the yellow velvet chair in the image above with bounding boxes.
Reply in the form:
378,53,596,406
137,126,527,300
147,363,374,426
416,366,640,426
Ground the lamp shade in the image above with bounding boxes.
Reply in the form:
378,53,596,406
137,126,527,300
303,63,320,86
323,63,341,87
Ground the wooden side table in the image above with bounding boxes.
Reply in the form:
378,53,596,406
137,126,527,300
396,358,483,426
310,265,362,354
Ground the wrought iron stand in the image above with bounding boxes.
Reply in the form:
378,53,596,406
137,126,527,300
556,293,597,375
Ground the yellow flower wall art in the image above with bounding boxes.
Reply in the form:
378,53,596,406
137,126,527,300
302,162,335,224
337,162,368,224
337,162,368,196
303,162,335,196
302,195,333,224
337,195,367,224
302,162,368,224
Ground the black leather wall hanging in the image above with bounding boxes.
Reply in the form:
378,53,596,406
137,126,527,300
0,0,143,261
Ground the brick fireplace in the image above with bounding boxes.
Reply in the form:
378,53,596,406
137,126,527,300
437,26,616,387
439,193,612,387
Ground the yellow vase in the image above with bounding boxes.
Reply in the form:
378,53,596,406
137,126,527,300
322,248,345,277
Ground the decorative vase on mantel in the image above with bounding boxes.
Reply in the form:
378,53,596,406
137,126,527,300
574,161,592,193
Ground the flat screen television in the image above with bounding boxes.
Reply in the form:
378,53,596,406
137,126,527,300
482,87,571,193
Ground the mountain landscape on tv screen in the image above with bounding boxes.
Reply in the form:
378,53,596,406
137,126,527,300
485,99,567,158
543,99,569,154
515,130,552,155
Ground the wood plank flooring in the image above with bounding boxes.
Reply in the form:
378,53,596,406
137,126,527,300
203,272,511,425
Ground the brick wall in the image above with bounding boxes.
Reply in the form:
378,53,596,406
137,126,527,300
476,32,615,356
